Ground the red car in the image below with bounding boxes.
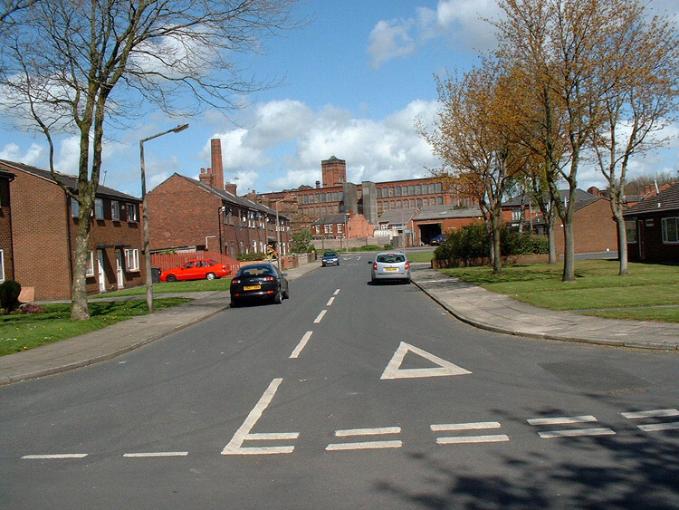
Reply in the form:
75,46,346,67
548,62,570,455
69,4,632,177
160,259,230,282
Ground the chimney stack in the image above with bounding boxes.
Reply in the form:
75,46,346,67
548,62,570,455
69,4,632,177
224,182,237,196
199,168,212,186
210,138,224,191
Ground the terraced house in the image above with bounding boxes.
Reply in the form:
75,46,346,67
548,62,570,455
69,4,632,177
0,160,144,300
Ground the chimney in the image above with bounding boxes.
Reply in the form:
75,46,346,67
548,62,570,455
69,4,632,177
315,180,321,189
199,167,212,186
224,182,237,195
210,138,224,191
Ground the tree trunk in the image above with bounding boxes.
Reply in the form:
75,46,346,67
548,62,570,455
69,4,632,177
492,213,502,274
613,206,628,275
71,202,92,320
562,202,576,282
548,215,557,264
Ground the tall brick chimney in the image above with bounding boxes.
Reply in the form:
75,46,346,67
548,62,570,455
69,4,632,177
321,156,346,187
225,182,237,195
210,138,224,191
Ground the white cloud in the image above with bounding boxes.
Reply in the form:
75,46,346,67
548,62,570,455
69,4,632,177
368,19,417,69
0,142,42,165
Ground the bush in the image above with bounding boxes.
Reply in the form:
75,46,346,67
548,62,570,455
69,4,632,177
291,229,313,254
237,252,266,261
19,303,45,314
0,280,22,313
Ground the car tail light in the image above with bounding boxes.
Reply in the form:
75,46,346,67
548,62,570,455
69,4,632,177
231,279,241,285
262,276,275,282
405,261,410,270
373,262,378,270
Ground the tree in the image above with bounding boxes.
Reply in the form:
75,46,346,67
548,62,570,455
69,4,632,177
291,228,313,254
0,0,295,319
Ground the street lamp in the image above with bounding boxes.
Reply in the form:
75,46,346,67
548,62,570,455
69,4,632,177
140,123,189,312
217,206,225,255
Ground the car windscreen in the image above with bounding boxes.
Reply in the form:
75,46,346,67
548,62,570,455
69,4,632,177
238,266,275,277
323,252,337,257
376,254,406,263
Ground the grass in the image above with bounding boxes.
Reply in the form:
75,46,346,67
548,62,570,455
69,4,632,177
101,278,232,297
407,250,435,263
440,260,679,322
0,298,191,356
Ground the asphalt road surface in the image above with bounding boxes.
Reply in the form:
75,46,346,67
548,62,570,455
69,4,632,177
2,255,678,509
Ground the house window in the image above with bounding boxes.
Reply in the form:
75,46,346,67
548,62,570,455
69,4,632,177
86,251,95,277
0,249,4,282
324,224,332,234
71,197,80,218
315,225,320,234
111,201,120,221
124,248,140,271
337,223,344,233
94,198,104,219
662,217,679,244
127,203,138,222
625,220,637,244
512,210,522,221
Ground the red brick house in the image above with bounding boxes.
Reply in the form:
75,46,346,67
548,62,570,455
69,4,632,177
412,206,484,245
624,182,679,263
0,170,15,283
311,213,373,240
0,160,145,300
554,195,618,258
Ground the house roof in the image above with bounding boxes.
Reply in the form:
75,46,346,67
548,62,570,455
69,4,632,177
312,213,348,226
0,159,140,202
624,182,679,216
413,205,483,221
503,188,597,208
377,209,417,225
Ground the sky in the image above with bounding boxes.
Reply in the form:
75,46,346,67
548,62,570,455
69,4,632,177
0,0,677,198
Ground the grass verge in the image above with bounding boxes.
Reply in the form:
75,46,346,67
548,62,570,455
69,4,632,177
0,298,191,356
440,260,679,322
407,250,435,263
100,278,232,297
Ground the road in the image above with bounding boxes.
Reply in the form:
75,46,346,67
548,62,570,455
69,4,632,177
1,255,678,509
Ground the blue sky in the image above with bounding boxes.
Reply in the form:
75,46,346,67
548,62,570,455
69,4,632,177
0,0,677,197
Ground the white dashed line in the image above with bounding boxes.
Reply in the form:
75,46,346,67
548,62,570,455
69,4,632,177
313,310,327,323
333,289,341,296
621,409,679,419
22,454,88,460
335,427,401,437
437,435,510,445
289,331,313,359
431,422,501,432
637,422,679,432
326,440,402,451
527,416,598,426
431,422,509,445
538,428,616,439
326,297,335,307
123,452,188,458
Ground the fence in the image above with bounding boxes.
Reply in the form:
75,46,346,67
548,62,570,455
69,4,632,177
151,251,240,275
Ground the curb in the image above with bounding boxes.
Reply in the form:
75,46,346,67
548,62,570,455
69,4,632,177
411,280,679,352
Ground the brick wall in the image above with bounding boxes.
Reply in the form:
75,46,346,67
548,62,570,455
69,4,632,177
0,178,13,281
554,199,618,256
628,213,679,263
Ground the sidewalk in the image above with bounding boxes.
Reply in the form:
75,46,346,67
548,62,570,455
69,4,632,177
410,264,679,351
0,260,319,387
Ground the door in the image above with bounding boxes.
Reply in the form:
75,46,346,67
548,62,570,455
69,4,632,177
97,250,106,292
116,250,125,289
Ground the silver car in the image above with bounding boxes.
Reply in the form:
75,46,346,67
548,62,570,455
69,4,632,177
370,251,411,283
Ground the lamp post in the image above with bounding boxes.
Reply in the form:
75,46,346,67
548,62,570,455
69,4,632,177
275,200,282,273
140,123,189,312
217,206,225,255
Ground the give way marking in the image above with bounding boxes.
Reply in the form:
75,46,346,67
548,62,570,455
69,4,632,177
380,342,472,380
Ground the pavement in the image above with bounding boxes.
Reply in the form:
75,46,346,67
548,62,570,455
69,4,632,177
2,257,678,388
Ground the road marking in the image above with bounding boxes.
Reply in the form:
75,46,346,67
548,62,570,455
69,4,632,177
333,289,341,296
123,452,188,458
222,378,298,456
436,435,510,445
289,331,313,359
527,416,598,426
314,310,327,324
326,297,335,307
326,440,402,451
245,432,300,440
621,409,679,419
380,342,471,380
22,454,88,460
431,422,501,432
637,422,679,432
538,428,616,439
335,427,401,437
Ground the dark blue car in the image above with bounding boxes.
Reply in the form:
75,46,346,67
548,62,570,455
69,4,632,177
321,251,340,267
430,233,446,245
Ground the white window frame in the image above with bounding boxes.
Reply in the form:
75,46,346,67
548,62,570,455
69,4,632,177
94,198,105,220
127,203,138,222
124,248,140,271
625,220,637,244
324,224,332,234
71,197,80,218
111,200,120,221
0,249,5,282
661,216,679,244
86,251,95,277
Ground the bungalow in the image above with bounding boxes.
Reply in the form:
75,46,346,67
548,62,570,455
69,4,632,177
624,182,679,263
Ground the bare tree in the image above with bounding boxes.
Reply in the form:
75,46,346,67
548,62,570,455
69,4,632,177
0,0,295,319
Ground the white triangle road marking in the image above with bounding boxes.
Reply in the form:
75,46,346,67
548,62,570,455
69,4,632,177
380,342,472,380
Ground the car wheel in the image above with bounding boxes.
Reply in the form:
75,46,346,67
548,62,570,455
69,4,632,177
167,274,176,282
283,288,290,299
230,299,239,308
274,290,283,304
206,272,215,280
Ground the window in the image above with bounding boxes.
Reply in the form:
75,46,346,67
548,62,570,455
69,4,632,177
127,203,138,222
0,249,4,282
625,220,637,244
512,210,522,221
662,217,679,244
111,201,120,221
94,198,104,219
124,248,140,271
86,251,95,277
324,224,332,234
395,186,402,197
71,197,80,218
337,223,344,233
415,185,422,195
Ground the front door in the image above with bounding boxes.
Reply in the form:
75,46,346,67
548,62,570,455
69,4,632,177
116,250,125,289
97,250,106,292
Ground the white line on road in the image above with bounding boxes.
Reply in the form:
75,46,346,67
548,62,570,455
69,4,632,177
436,435,510,445
538,428,616,439
289,331,313,359
431,422,501,432
222,378,298,456
335,427,401,437
245,432,300,440
326,297,335,307
621,409,679,419
314,310,327,323
325,440,402,451
22,454,88,460
637,422,679,432
333,289,341,296
527,416,598,426
123,452,188,458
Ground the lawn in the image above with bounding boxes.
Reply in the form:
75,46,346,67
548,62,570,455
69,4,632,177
101,278,232,297
440,260,679,322
407,250,435,263
0,298,190,356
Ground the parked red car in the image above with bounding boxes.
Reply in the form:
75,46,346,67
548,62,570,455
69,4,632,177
159,259,230,282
